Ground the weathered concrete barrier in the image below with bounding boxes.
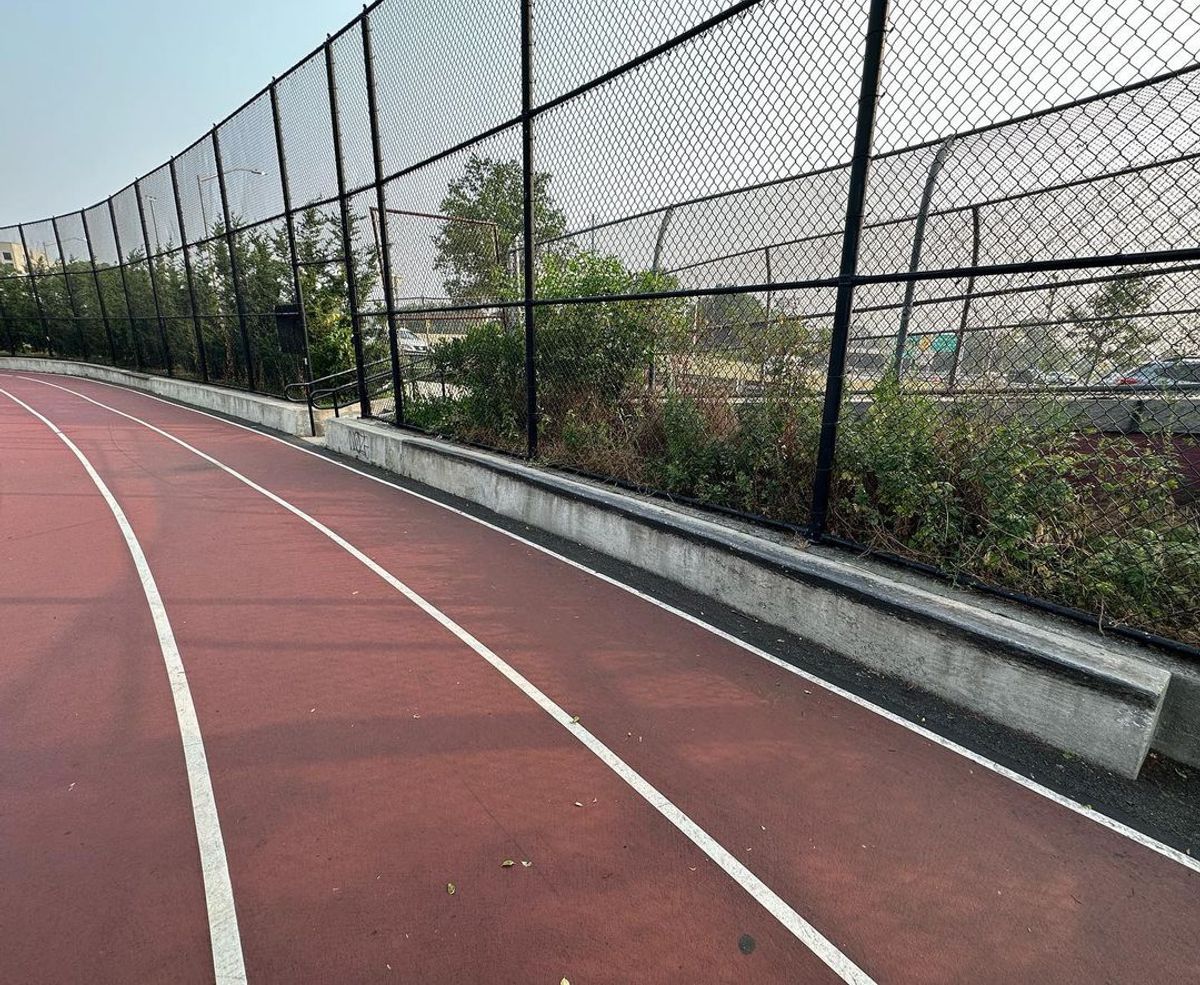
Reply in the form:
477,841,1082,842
0,358,314,436
325,416,1181,778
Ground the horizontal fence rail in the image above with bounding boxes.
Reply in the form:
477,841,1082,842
3,0,1200,652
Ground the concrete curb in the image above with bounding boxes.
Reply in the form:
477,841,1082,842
0,358,314,437
326,417,1175,778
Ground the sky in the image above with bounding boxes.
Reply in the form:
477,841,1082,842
0,0,362,224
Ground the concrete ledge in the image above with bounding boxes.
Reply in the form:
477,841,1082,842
326,417,1178,778
0,357,314,437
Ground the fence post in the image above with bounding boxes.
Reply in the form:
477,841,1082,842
808,0,890,538
651,206,676,272
520,0,538,458
109,197,144,370
83,209,119,364
325,38,371,419
893,135,956,377
134,181,173,376
362,12,405,427
212,126,258,391
51,216,88,360
947,204,980,391
170,157,209,383
270,80,316,433
18,224,52,356
764,245,773,336
0,277,14,354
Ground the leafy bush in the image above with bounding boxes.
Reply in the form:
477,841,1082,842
829,382,1200,639
424,319,525,446
406,270,1200,644
413,250,686,449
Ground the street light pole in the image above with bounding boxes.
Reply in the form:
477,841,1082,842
146,195,163,252
197,169,264,235
197,173,209,234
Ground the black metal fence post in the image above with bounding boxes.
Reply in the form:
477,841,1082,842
18,224,52,356
108,195,144,369
170,157,209,383
808,0,890,538
362,12,405,427
894,135,956,377
212,126,258,391
135,181,174,376
651,206,676,272
947,204,981,391
269,80,316,433
109,197,144,370
0,279,14,354
520,0,538,459
51,215,88,359
83,209,119,364
325,37,370,419
764,245,773,336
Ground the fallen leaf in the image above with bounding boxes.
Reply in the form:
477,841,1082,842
446,882,456,895
561,979,570,985
520,860,532,868
501,859,515,868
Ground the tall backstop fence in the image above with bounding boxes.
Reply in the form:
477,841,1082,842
3,0,1200,650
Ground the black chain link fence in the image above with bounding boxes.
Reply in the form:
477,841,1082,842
3,0,1199,649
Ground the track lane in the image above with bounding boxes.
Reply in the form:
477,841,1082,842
21,372,1200,984
2,375,850,984
0,392,214,984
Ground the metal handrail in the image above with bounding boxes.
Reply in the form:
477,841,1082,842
283,357,393,434
283,353,445,434
283,357,389,404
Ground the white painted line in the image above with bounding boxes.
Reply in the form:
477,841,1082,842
17,371,1200,875
11,374,877,985
0,385,249,985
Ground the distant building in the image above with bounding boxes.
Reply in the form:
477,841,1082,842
0,240,27,272
0,240,46,273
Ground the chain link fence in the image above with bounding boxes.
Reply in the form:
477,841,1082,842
3,0,1199,649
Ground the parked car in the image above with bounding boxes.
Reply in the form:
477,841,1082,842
1105,357,1200,389
397,328,431,356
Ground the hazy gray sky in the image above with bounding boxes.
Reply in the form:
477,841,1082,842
0,0,362,223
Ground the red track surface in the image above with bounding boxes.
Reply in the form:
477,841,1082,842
2,371,1198,984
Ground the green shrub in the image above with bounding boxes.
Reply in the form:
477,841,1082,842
404,269,1200,643
830,382,1200,639
426,319,525,446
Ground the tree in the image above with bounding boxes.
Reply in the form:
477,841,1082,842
1065,274,1161,383
433,155,566,301
420,248,689,443
696,290,765,349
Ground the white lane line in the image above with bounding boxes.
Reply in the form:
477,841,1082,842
18,372,1200,876
12,375,877,984
0,385,249,985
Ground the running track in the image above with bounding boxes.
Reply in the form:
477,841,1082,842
2,370,1198,985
